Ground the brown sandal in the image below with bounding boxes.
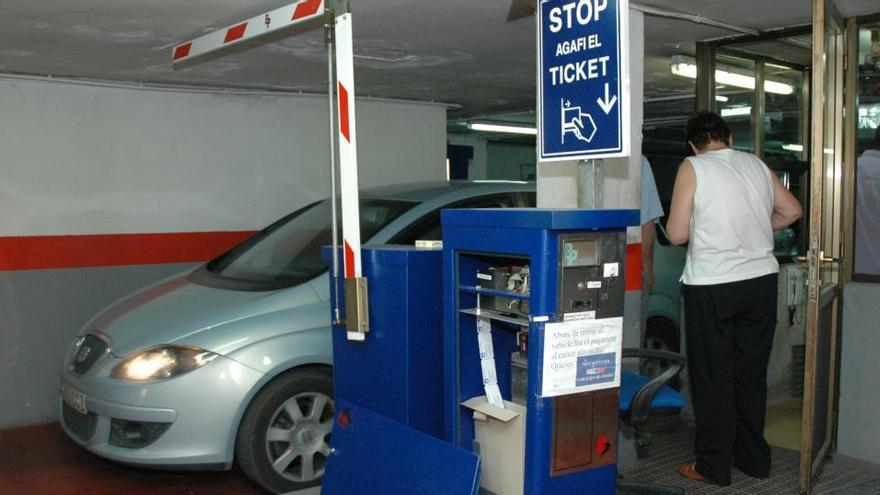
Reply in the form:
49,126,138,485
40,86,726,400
676,461,705,481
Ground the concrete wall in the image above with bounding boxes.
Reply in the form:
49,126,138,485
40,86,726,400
446,135,538,181
0,76,448,428
447,134,488,180
838,282,880,464
0,264,195,428
487,143,536,181
0,77,447,236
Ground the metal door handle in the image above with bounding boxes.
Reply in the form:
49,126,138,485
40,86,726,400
793,254,839,263
819,250,840,263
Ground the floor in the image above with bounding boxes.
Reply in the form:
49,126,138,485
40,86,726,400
765,397,804,451
619,416,880,495
3,420,879,494
0,422,317,495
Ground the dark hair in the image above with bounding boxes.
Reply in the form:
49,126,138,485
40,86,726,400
686,111,731,150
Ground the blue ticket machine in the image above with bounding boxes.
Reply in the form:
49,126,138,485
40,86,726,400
322,245,480,495
442,208,638,495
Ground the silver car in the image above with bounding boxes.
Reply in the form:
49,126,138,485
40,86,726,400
58,180,535,494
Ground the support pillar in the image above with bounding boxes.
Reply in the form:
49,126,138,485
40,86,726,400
537,8,645,349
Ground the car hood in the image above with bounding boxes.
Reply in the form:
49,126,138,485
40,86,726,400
86,273,323,356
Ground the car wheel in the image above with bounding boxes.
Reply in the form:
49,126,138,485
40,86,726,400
236,368,334,494
640,317,681,390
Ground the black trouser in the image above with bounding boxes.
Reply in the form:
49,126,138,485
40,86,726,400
683,273,778,486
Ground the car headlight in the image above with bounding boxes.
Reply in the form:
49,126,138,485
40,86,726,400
111,345,220,381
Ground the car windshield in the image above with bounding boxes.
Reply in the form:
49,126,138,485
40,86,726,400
205,198,416,286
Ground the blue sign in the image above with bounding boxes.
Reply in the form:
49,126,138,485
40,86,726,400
576,352,617,386
538,0,629,161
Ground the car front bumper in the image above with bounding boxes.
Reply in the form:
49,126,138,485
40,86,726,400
59,355,264,469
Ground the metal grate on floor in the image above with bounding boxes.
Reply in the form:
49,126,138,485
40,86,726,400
618,417,880,495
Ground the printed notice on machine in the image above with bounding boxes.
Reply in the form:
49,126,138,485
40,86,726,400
540,317,622,397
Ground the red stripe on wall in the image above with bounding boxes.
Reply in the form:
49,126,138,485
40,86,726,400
625,242,642,292
292,0,322,20
0,231,255,272
172,43,192,61
338,82,350,142
224,22,248,43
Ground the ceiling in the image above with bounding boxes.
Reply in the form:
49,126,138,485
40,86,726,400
0,0,877,119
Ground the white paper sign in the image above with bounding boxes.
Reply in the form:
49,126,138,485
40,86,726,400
603,262,619,278
541,317,623,397
563,311,596,321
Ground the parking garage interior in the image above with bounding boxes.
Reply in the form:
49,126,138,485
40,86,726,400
1,1,880,494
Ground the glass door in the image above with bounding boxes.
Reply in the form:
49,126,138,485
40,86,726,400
801,1,845,493
699,33,812,258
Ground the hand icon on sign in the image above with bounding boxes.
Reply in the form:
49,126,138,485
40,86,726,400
561,99,597,144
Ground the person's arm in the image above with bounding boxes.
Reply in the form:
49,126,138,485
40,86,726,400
666,159,696,245
642,221,657,288
770,172,803,230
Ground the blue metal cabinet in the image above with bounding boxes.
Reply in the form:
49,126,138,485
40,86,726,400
323,245,480,494
442,208,638,495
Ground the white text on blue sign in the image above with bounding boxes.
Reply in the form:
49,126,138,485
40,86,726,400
546,0,610,86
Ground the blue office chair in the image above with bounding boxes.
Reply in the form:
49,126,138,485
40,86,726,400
617,348,687,495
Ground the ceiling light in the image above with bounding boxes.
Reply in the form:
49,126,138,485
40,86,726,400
720,106,752,117
467,122,537,135
715,95,729,102
782,144,804,152
671,62,794,95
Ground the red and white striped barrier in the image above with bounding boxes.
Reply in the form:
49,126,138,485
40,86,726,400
171,0,325,66
335,13,362,279
168,3,367,335
169,1,364,280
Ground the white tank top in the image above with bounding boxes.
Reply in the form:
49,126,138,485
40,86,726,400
681,148,778,285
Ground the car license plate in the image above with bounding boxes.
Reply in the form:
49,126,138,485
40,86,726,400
61,380,88,415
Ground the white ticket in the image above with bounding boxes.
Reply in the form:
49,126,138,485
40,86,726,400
485,384,504,409
476,316,492,334
477,331,494,359
480,358,498,386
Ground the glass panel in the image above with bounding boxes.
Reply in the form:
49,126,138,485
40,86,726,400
714,52,756,153
772,170,800,257
821,17,843,285
710,47,809,258
764,65,806,161
644,64,694,213
854,23,880,279
205,198,416,285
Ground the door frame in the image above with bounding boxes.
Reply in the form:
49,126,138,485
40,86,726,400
800,1,845,492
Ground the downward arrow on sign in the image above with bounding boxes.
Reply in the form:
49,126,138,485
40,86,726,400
597,83,618,115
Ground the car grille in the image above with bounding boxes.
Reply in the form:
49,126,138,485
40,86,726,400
72,334,109,375
109,419,172,449
62,403,98,442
